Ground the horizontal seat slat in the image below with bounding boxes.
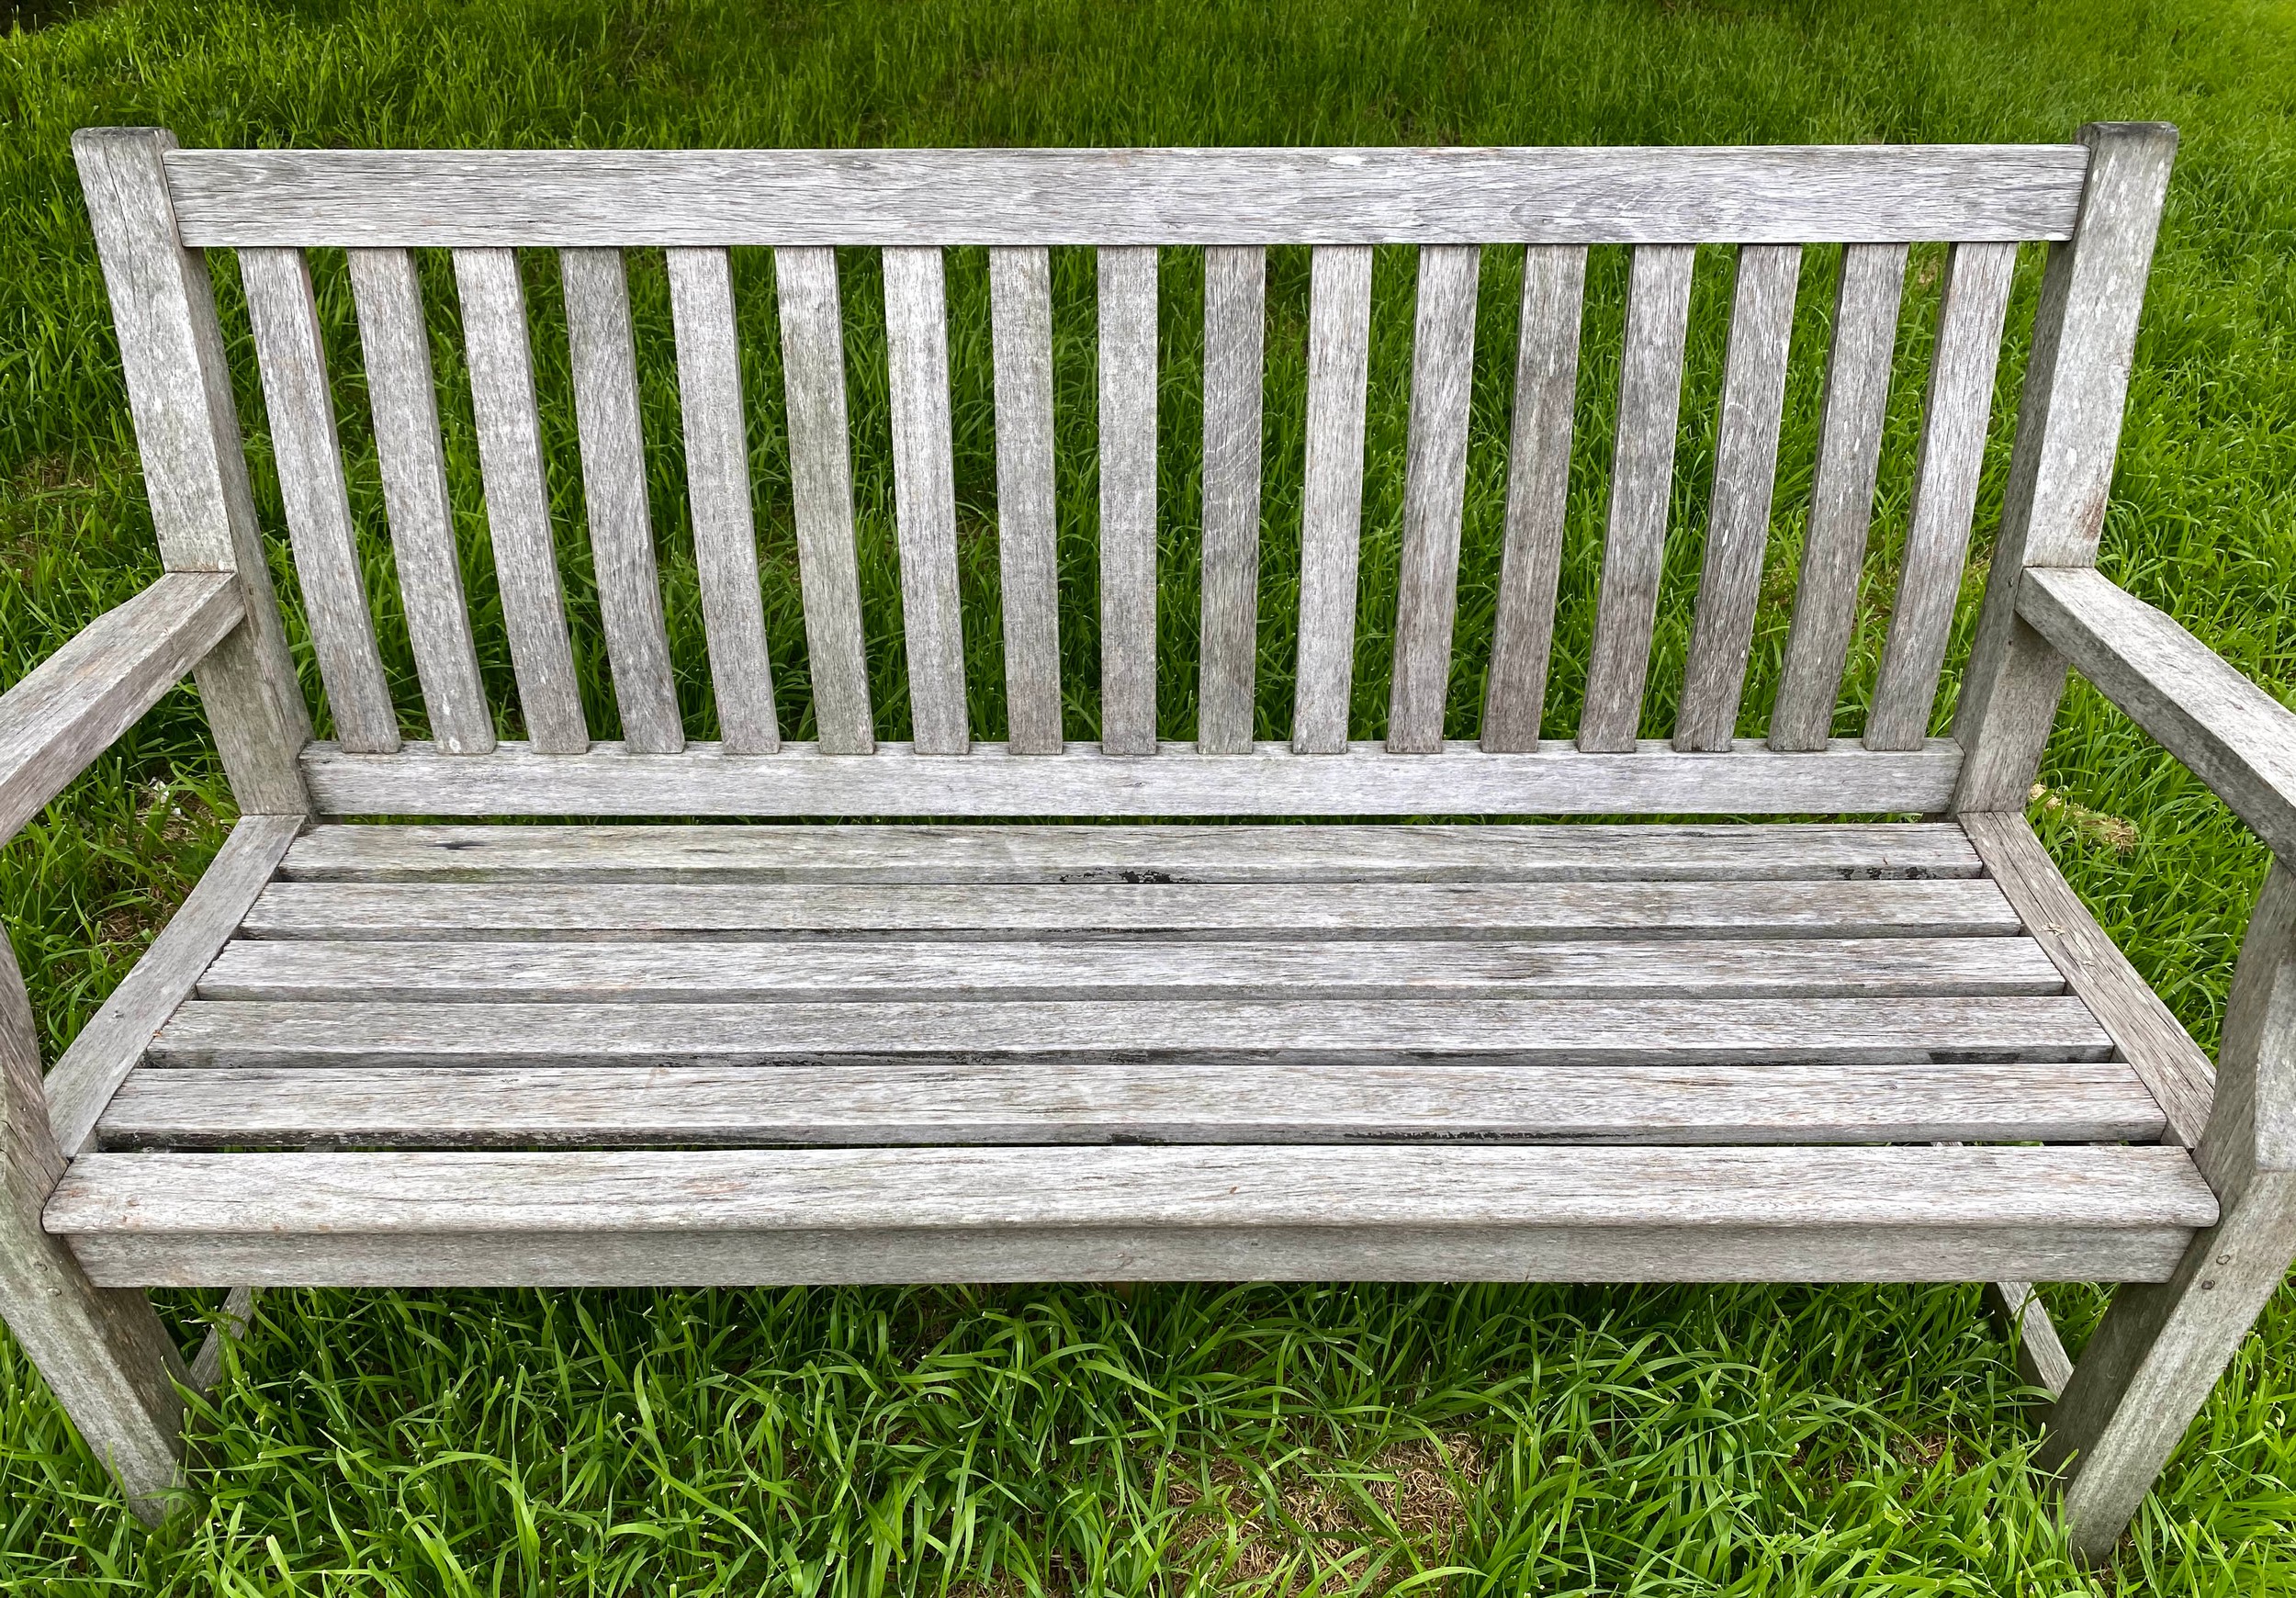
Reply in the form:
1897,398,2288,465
161,145,2090,246
194,935,2065,1004
96,1060,2169,1151
147,996,2112,1068
238,878,2023,941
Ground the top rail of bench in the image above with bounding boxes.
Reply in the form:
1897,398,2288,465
161,145,2094,248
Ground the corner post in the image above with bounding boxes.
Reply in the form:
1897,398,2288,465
1950,122,2177,812
72,128,311,815
2042,863,2296,1560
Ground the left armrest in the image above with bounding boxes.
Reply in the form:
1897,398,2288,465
2016,565,2296,860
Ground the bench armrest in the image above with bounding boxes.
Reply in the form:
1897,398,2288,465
2017,566,2296,860
0,571,243,846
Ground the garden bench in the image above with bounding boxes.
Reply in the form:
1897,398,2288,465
4,122,2291,1559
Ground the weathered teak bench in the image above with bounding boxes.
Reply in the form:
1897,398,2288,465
4,122,2291,1557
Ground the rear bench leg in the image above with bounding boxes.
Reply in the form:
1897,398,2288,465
1,939,186,1522
2040,863,2296,1562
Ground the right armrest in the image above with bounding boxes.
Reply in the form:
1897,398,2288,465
0,570,243,844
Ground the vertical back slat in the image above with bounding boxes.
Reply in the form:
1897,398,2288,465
345,247,494,754
665,247,779,754
773,246,875,754
1290,244,1375,755
1579,243,1696,753
1481,245,1587,753
882,246,970,755
1386,244,1483,754
1866,241,2020,750
1674,243,1801,751
452,247,589,754
1097,245,1160,756
1197,245,1267,754
1769,242,1910,750
239,247,400,753
988,246,1064,754
561,247,684,755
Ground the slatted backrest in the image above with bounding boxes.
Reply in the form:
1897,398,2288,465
114,139,2138,816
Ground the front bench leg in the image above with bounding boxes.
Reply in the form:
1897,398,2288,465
2041,861,2296,1561
1,933,186,1522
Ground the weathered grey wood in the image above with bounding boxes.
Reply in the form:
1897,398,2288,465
0,572,240,844
2042,862,2296,1563
1953,124,2178,811
666,247,779,753
1197,246,1267,753
348,249,500,756
197,934,2063,1005
2020,568,2296,862
1290,245,1375,754
0,930,186,1522
561,247,683,754
239,876,2027,943
1986,1280,2074,1399
1960,810,2214,1147
1674,244,1799,751
45,814,305,1159
1097,246,1160,755
239,247,400,754
281,819,1986,884
1580,244,1695,752
988,247,1064,754
298,737,1966,818
1387,244,1482,753
75,129,311,816
883,246,969,753
772,247,874,753
184,1284,256,1392
1770,244,1908,750
1481,246,1587,753
102,1059,2162,1151
164,145,2094,248
450,247,590,753
60,1218,2201,1291
1865,242,2020,750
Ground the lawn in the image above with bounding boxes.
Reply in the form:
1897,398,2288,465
4,0,2296,1590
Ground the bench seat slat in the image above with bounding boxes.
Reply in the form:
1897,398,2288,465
98,1060,2165,1151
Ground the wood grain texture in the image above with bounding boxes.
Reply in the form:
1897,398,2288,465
197,934,2062,1005
1770,243,1908,750
1953,124,2178,811
44,814,305,1159
73,128,311,816
2019,568,2296,861
1580,244,1695,752
102,1060,2161,1151
238,247,400,753
988,247,1064,753
1097,246,1160,754
0,572,240,844
772,247,874,753
562,247,683,753
1386,245,1482,753
1865,242,2019,750
346,248,496,754
1960,810,2214,1148
298,737,1966,817
666,247,779,752
1674,244,1799,751
451,247,590,752
1482,246,1587,752
279,819,1986,884
163,144,2093,247
1291,245,1375,753
883,246,969,753
1197,246,1267,754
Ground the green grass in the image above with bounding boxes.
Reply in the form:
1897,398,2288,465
4,0,2296,1589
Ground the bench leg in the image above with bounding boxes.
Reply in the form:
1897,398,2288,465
3,947,186,1523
